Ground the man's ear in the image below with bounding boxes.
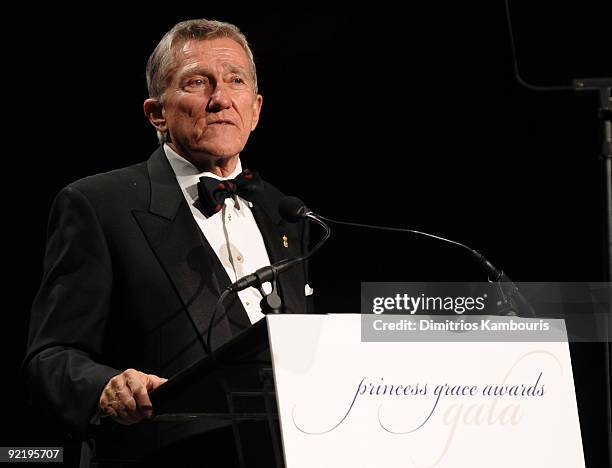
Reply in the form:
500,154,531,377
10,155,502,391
143,98,167,134
250,94,263,131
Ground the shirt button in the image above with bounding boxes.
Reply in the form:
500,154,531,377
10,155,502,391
227,214,232,221
246,301,251,306
236,255,243,262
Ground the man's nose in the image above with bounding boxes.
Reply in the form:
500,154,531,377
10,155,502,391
206,85,232,112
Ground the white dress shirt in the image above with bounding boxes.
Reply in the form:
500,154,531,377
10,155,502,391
164,144,272,324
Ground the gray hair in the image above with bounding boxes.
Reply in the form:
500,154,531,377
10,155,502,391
146,19,258,143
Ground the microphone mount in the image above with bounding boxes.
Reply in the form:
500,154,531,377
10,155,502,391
205,202,331,352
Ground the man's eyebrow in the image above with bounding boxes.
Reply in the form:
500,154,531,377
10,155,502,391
178,65,213,79
223,63,249,75
179,63,250,78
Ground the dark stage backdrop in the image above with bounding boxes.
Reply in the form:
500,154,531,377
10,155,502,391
4,3,611,466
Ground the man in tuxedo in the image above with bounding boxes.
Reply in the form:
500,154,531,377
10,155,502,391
24,19,311,465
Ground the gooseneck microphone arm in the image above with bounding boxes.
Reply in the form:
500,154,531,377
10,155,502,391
205,200,331,353
316,214,500,276
316,213,534,317
226,214,330,294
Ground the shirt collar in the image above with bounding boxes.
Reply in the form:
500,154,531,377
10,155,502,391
163,143,243,202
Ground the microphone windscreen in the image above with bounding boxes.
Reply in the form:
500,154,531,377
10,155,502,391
279,196,307,223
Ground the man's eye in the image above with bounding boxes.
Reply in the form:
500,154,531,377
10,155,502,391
184,78,208,90
231,76,245,84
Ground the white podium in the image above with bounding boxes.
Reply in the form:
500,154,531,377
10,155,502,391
267,314,585,468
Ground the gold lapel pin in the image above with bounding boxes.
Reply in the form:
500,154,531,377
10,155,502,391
282,235,289,248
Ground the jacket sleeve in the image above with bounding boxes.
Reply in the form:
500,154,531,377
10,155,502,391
23,186,121,438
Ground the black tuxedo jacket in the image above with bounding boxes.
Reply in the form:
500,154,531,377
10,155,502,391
23,147,310,440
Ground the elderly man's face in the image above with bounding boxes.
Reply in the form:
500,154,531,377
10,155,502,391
155,38,262,165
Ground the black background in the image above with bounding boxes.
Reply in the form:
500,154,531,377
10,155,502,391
3,2,611,466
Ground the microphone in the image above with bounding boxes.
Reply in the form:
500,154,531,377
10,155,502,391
206,196,331,353
279,196,313,222
282,199,534,317
227,259,298,293
226,196,330,294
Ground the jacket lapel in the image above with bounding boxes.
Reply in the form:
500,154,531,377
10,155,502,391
249,190,306,315
132,147,238,351
132,148,305,353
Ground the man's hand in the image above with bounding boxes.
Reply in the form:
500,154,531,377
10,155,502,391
99,369,167,425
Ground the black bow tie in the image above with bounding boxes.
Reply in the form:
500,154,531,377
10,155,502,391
197,169,263,217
